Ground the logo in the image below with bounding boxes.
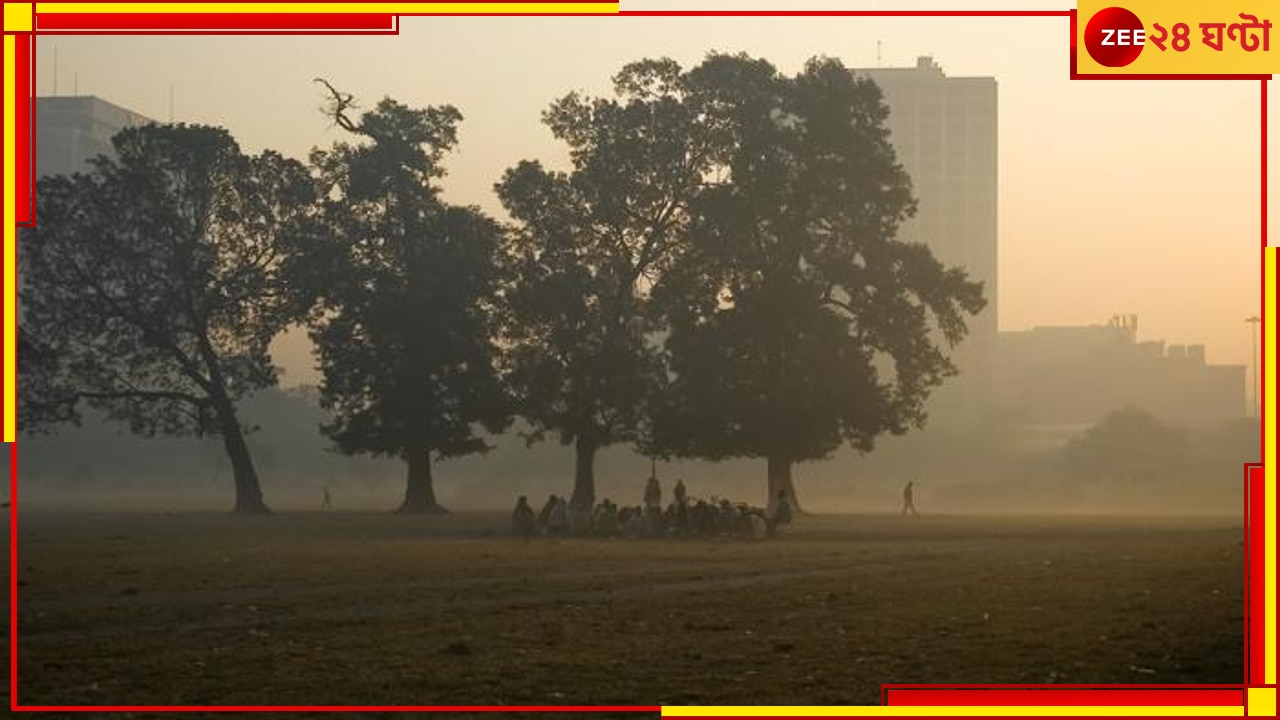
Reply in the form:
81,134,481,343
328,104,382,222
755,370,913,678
1084,7,1147,67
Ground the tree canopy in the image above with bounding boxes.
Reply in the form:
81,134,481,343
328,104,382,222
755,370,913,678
647,54,987,508
18,124,319,513
496,57,714,516
308,85,510,514
1065,406,1192,483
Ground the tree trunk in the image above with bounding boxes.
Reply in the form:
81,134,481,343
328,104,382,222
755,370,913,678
398,448,448,515
767,453,802,515
212,394,270,515
569,436,597,517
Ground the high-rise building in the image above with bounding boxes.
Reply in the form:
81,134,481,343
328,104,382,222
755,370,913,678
35,95,152,178
854,56,999,427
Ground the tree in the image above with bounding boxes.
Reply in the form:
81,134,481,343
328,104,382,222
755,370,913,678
648,54,987,510
495,59,714,517
1064,406,1191,484
309,82,509,514
17,124,319,513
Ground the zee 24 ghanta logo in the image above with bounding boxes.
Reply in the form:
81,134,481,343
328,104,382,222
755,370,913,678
1084,6,1272,67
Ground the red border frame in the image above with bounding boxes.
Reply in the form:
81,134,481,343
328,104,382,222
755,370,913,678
6,4,1267,713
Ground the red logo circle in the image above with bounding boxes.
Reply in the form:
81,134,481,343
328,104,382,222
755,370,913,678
1084,7,1145,67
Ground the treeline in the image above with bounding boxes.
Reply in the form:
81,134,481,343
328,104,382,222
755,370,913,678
18,53,986,515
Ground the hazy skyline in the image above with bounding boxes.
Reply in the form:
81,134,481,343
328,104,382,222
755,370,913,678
32,10,1268,384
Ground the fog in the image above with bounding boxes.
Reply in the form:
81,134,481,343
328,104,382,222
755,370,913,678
17,386,1253,517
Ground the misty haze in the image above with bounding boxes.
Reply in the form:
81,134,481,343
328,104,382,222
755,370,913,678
8,14,1251,708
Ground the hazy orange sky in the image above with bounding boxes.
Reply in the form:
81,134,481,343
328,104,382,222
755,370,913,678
34,1,1270,385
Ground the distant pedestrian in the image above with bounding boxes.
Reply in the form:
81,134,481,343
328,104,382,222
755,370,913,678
644,475,662,513
773,489,793,526
538,494,559,531
321,487,332,511
902,481,918,517
548,496,570,535
512,495,537,538
674,478,688,507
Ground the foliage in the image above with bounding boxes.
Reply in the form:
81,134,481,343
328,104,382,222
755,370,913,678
18,123,320,512
308,88,510,512
648,54,986,478
495,57,714,510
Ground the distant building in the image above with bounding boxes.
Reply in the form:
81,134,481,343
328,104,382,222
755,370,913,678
854,56,999,427
36,95,152,178
994,315,1246,428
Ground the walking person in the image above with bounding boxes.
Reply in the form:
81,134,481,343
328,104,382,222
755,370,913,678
902,480,919,517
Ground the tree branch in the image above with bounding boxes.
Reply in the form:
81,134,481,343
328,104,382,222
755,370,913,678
314,78,364,135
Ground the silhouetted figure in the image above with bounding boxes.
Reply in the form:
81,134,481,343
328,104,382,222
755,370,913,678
644,475,662,513
674,497,689,534
321,487,332,511
773,489,793,525
594,499,619,536
902,481,918,517
674,478,687,507
538,494,559,531
548,496,570,535
512,496,536,538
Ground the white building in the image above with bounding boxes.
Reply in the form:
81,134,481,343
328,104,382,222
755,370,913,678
36,95,152,177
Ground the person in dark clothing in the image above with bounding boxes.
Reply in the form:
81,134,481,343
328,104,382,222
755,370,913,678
538,494,559,531
512,495,537,538
902,481,919,517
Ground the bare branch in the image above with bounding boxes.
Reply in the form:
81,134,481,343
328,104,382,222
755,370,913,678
314,77,364,135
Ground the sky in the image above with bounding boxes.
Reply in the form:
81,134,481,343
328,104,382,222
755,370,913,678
33,2,1270,384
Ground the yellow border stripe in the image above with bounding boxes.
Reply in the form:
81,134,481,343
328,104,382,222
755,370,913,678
661,707,1242,717
1249,688,1276,717
1268,246,1277,685
4,3,34,31
36,3,617,14
3,35,14,445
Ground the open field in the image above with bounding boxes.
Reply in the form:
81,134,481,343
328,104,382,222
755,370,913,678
6,510,1244,708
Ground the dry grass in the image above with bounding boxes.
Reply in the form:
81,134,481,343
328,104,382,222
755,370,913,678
7,510,1244,709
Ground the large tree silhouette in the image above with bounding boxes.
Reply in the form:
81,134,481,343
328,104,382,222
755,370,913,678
18,124,319,513
309,82,510,514
649,55,987,510
496,59,713,517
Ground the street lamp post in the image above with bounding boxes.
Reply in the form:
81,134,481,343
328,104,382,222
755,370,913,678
1246,316,1261,418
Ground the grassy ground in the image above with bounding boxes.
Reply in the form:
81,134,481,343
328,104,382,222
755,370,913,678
6,510,1244,709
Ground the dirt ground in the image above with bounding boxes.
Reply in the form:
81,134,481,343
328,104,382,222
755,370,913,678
5,510,1245,709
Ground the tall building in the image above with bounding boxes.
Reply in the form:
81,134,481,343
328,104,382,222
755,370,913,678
36,95,152,178
855,57,999,427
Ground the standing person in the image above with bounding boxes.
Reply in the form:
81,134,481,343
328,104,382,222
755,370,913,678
773,489,793,526
538,494,559,532
644,474,662,513
769,489,793,537
512,495,537,538
674,478,688,508
548,495,570,535
321,486,332,511
902,481,919,517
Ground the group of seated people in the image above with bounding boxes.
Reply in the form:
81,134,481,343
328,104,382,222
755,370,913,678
510,477,793,540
